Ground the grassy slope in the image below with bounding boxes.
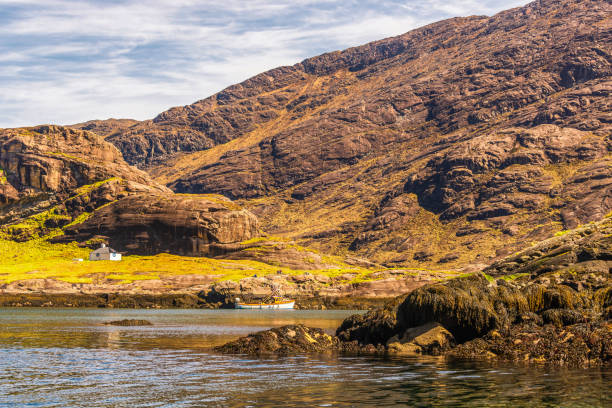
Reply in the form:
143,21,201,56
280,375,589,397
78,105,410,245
0,177,387,286
0,238,379,285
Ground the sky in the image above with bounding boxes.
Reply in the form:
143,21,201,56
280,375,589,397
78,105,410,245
0,0,530,128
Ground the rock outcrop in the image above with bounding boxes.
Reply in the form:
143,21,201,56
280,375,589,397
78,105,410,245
386,322,455,356
0,125,159,205
57,193,260,256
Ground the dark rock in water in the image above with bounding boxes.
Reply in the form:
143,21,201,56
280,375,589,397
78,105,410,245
336,309,396,346
396,273,517,343
336,294,407,345
105,319,152,326
215,324,339,355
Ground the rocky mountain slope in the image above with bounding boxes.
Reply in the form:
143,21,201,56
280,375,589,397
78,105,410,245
74,0,611,268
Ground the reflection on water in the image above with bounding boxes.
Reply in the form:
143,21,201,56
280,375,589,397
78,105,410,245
0,308,609,407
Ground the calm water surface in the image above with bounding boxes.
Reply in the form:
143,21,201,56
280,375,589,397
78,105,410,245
0,308,609,407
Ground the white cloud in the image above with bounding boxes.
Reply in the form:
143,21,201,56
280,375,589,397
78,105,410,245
0,0,530,128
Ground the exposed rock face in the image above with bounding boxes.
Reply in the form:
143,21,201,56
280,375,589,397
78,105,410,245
94,0,611,267
57,193,260,256
403,125,610,224
0,125,154,192
215,324,340,355
0,125,166,223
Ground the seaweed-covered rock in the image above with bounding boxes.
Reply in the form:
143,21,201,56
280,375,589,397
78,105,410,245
396,273,527,342
215,324,339,355
387,322,455,355
450,321,612,366
336,294,407,345
541,309,585,326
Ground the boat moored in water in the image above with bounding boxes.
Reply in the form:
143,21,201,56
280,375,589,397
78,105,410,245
234,296,295,309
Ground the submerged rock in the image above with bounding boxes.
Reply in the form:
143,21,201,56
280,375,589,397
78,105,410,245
215,324,339,355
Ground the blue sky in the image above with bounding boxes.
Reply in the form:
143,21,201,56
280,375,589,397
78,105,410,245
0,0,529,128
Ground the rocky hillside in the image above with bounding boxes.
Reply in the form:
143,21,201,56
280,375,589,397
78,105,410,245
0,125,260,254
78,0,611,268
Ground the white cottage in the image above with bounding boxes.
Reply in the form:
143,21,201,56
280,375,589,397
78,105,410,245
89,243,122,261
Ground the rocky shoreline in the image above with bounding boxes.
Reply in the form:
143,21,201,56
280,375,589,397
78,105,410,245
0,292,393,310
0,268,449,309
216,218,612,367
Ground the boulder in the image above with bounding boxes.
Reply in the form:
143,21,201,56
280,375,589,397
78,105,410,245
387,322,455,355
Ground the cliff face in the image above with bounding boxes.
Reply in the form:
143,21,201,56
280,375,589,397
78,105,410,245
0,125,154,198
92,0,610,267
0,125,260,254
58,193,259,256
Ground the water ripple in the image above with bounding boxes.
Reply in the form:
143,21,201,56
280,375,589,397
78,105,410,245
0,308,610,407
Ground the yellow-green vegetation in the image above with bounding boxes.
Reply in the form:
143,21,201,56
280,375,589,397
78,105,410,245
0,238,377,285
75,177,118,195
0,207,72,241
555,229,570,237
240,236,291,245
0,168,6,184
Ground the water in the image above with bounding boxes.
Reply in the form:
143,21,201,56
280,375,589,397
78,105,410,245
0,308,609,407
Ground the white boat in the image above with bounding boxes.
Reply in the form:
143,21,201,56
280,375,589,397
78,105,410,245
235,296,295,309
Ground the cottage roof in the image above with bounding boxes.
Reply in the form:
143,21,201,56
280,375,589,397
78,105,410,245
90,247,118,255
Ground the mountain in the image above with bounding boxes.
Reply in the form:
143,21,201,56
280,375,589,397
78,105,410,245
77,0,610,268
